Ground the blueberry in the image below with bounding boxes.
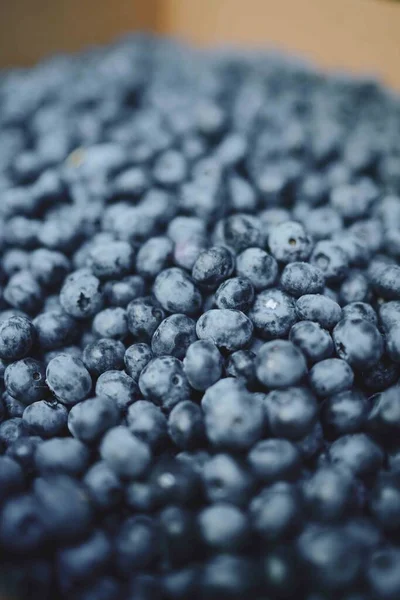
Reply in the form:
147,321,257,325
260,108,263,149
192,246,235,289
153,268,202,316
151,313,197,359
310,240,350,282
22,399,68,437
149,456,199,506
88,240,134,280
361,357,400,393
115,516,159,573
296,294,342,330
280,262,325,297
367,385,400,437
5,435,41,474
302,206,343,240
333,317,383,369
302,466,353,521
34,475,92,542
369,262,400,300
222,213,265,252
95,370,138,412
328,433,384,477
298,525,362,592
342,301,378,324
126,400,168,450
268,221,313,263
0,494,45,553
309,358,354,398
82,338,125,377
200,554,261,599
35,437,90,476
196,309,253,351
92,307,128,340
173,234,207,271
183,339,223,391
33,310,78,350
5,358,47,405
248,439,301,483
68,396,120,443
125,481,157,513
60,269,104,319
83,461,123,510
255,340,307,389
158,505,199,567
226,349,256,384
235,248,278,291
229,174,257,212
262,546,301,599
46,354,92,405
201,378,264,449
367,547,400,600
289,321,334,364
198,503,249,551
250,482,302,542
4,270,43,314
127,296,165,342
201,453,254,507
248,289,297,339
339,271,370,304
0,455,24,501
124,343,153,383
104,275,145,307
369,473,400,532
0,315,35,360
263,386,317,439
214,277,255,312
29,248,70,289
136,236,173,280
139,356,190,410
57,529,112,586
295,421,325,460
2,249,30,277
321,389,369,438
100,426,151,479
168,400,205,450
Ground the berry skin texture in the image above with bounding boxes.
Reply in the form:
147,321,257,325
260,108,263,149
289,320,334,364
151,313,197,359
333,317,384,369
280,262,325,297
196,309,253,351
192,245,235,289
296,294,342,330
60,270,104,319
268,221,313,263
214,276,255,312
263,386,318,439
255,340,307,389
124,343,153,383
0,315,35,360
183,339,223,391
153,267,202,316
100,426,151,479
5,358,47,405
139,356,190,411
23,400,68,437
310,240,350,282
249,289,297,339
201,378,264,450
46,354,92,405
68,396,120,443
236,247,278,291
309,358,354,398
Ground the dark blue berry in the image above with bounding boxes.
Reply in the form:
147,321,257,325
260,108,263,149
289,321,333,364
5,358,47,405
255,340,307,388
249,289,297,339
214,277,254,312
183,339,223,391
0,315,35,360
139,356,190,411
46,354,92,405
22,400,68,437
196,309,253,352
309,358,354,398
151,314,197,359
82,338,125,377
296,294,342,330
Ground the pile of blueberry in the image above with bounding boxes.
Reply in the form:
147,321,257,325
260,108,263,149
1,35,400,600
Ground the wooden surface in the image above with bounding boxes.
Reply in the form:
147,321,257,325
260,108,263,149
160,0,400,90
0,0,399,91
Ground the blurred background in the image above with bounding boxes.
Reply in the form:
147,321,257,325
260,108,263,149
0,0,399,88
